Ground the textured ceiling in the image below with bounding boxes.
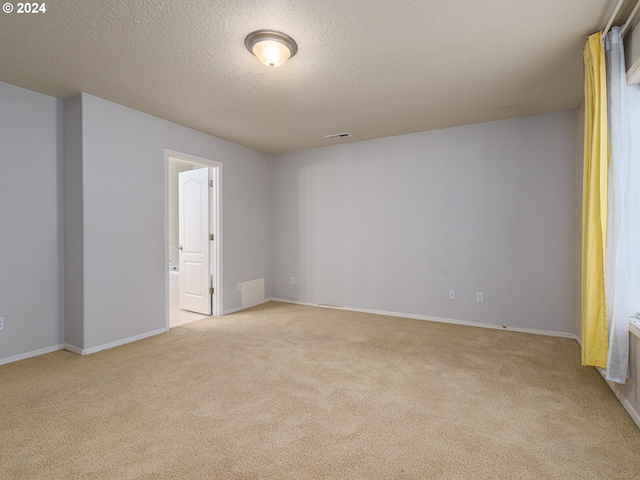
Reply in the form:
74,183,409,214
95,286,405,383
0,0,633,154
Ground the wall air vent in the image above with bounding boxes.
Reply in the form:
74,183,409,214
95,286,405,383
325,132,352,140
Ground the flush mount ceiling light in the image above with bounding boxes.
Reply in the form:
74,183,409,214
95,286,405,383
245,29,298,68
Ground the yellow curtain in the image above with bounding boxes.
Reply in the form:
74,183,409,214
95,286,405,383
581,32,609,368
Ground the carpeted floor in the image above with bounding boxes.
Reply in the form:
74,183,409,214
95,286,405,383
2,301,640,479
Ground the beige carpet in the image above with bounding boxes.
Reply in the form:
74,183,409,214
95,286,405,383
2,302,640,479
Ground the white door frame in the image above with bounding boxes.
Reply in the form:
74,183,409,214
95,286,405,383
164,149,223,330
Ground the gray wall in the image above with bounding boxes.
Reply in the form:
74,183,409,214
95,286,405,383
0,81,579,361
271,111,577,334
63,93,84,349
64,93,271,351
0,82,64,361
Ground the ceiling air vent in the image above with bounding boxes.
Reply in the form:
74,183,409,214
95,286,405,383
325,132,352,140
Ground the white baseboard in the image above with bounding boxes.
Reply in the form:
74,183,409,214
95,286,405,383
224,297,273,316
269,297,577,340
64,328,166,356
63,343,83,355
0,344,64,366
598,369,640,429
223,306,243,315
618,396,640,429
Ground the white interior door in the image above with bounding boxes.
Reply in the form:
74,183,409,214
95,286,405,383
178,168,212,315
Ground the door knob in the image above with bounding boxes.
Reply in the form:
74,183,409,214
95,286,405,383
177,245,183,250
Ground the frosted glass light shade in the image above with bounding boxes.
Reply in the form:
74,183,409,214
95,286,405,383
252,40,291,67
245,30,298,68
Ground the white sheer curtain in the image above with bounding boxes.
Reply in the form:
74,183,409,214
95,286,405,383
604,26,630,384
630,82,640,321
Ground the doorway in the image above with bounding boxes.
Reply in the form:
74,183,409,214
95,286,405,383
165,150,222,329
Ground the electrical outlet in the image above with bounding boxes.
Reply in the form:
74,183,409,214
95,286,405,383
290,277,296,285
237,282,242,291
0,316,4,331
449,290,456,300
476,292,484,303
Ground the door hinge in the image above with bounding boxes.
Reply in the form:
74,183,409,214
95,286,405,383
209,234,214,241
209,180,213,187
209,287,214,295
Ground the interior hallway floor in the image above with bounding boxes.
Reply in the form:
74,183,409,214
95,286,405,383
170,306,208,328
